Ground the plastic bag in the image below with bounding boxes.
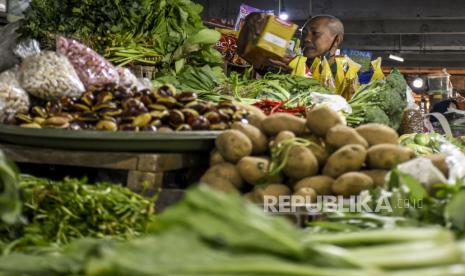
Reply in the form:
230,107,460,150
56,36,119,91
234,3,274,31
334,56,347,94
397,158,447,190
117,67,148,91
370,57,385,82
310,92,352,114
18,51,85,100
310,57,321,81
320,57,335,90
340,56,361,99
0,22,21,73
289,56,307,77
0,69,30,122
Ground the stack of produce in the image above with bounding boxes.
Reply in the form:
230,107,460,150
8,84,248,132
20,0,223,75
401,132,465,155
0,175,157,253
1,186,464,275
200,106,418,202
346,69,408,131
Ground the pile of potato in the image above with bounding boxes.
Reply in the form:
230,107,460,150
200,105,419,203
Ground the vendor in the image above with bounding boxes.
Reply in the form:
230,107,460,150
237,13,344,76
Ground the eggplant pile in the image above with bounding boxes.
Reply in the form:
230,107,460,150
8,85,248,132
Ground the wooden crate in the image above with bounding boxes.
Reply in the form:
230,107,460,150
0,143,207,199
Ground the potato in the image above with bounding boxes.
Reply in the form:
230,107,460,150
201,163,243,188
201,177,238,193
231,122,268,154
244,192,258,203
235,102,267,129
308,143,330,167
283,145,319,180
261,113,307,136
254,184,292,204
237,156,269,185
306,106,343,137
323,144,367,178
356,123,399,146
293,187,317,204
360,170,389,187
326,125,368,149
294,176,334,195
209,149,225,166
216,130,252,163
425,154,449,177
272,130,296,147
332,172,374,197
367,144,416,170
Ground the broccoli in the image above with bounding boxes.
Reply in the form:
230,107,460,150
364,106,391,125
347,69,408,130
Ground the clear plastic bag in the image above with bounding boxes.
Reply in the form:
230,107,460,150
0,22,21,73
117,67,148,91
18,51,85,100
0,69,30,122
56,36,119,91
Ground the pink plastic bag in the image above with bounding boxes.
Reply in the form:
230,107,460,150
56,36,119,91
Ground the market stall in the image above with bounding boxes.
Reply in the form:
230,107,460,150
0,0,465,275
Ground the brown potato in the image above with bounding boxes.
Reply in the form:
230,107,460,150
308,143,330,167
306,106,343,137
209,149,225,166
244,192,259,203
356,123,399,146
200,177,238,193
254,184,292,204
235,102,267,129
323,144,367,178
360,170,389,187
237,156,269,185
332,172,374,197
425,154,449,177
216,130,252,163
294,175,334,195
201,163,243,188
272,130,296,147
293,187,317,203
367,144,416,170
232,122,268,154
283,145,319,180
326,124,368,149
261,113,307,136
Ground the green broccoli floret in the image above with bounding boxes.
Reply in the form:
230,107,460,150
364,106,390,125
386,69,408,100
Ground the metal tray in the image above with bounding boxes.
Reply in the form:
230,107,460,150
0,124,220,152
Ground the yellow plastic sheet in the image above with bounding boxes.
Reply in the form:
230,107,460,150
310,57,321,81
320,57,335,91
341,57,361,100
289,56,308,77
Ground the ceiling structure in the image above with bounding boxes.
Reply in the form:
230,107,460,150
195,0,465,68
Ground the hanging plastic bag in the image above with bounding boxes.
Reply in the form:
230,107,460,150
56,36,119,91
320,57,335,91
334,56,347,94
340,56,361,100
289,56,307,77
18,51,85,100
0,69,30,122
370,57,385,82
310,57,321,81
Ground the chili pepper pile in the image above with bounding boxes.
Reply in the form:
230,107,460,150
0,175,157,253
253,99,306,116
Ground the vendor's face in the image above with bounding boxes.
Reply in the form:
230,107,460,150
301,19,337,58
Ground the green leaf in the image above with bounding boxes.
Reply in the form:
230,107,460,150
445,190,465,231
398,172,429,202
175,58,186,74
